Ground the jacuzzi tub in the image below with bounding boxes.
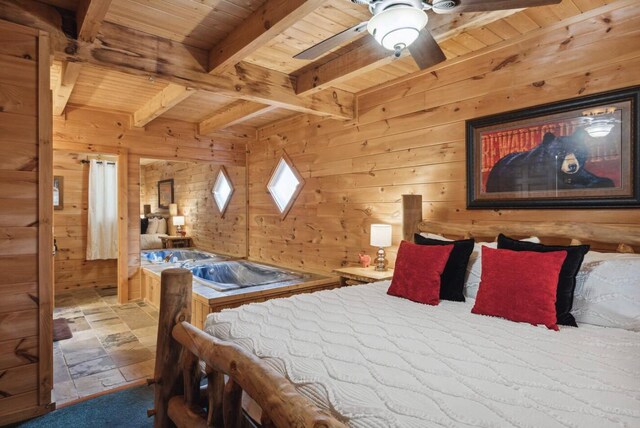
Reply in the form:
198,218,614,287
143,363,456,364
141,249,227,265
189,260,307,291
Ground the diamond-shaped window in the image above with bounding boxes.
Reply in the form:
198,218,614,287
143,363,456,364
267,155,304,219
212,166,234,217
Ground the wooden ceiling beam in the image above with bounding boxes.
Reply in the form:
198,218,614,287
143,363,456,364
295,37,396,96
199,100,273,135
0,0,354,120
207,124,258,141
52,60,82,115
133,83,197,127
208,0,325,75
294,9,522,95
76,0,113,42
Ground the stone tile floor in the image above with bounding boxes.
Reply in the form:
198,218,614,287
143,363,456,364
52,287,158,405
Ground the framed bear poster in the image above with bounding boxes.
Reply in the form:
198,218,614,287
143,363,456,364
466,86,640,209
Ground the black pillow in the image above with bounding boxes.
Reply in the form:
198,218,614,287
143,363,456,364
414,234,474,302
140,217,149,234
497,234,589,327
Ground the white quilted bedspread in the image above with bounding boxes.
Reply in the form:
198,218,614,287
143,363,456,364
204,281,640,428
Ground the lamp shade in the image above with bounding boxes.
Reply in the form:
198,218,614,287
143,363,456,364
370,224,392,247
172,215,185,226
169,203,178,216
367,6,427,52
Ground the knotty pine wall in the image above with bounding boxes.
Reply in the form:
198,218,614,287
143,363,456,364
53,107,247,300
53,152,118,291
0,20,53,424
249,3,640,274
140,161,247,257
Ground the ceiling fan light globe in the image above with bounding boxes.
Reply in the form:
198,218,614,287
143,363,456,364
367,6,428,51
585,120,615,138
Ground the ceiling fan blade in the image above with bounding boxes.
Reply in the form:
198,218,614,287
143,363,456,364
445,0,561,13
408,29,447,70
294,21,369,60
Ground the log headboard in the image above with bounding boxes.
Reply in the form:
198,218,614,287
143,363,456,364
401,194,638,253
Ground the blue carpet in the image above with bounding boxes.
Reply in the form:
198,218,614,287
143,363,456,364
17,385,154,428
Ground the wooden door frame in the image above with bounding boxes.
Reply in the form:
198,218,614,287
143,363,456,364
38,29,53,413
51,146,129,304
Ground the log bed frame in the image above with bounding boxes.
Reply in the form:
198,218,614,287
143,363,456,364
151,194,637,428
149,269,346,428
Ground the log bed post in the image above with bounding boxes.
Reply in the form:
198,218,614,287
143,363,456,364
402,194,423,242
151,270,347,427
151,268,193,428
206,367,224,427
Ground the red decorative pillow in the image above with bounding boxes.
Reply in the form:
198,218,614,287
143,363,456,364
387,240,453,306
472,246,567,331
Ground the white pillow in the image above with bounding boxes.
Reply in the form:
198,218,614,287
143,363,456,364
156,217,167,235
571,251,640,331
465,236,541,299
146,217,159,234
419,232,453,241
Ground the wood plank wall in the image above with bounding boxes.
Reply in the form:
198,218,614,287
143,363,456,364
53,107,247,300
140,161,247,257
53,151,118,291
0,20,52,424
249,3,640,274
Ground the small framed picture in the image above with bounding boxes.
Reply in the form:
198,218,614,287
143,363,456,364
157,179,174,209
53,175,63,210
466,86,639,209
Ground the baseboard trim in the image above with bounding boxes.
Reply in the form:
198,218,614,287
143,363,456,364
0,403,54,427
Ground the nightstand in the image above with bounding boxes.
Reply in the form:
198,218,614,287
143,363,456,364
332,266,395,287
161,236,193,249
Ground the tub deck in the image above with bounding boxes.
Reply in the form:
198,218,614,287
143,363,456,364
140,259,339,329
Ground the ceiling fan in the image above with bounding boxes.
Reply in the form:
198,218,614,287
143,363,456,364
294,0,561,70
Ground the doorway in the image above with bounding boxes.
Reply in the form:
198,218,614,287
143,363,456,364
51,151,155,405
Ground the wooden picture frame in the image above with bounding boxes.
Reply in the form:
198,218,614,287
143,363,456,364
466,86,640,209
157,179,174,209
53,175,63,210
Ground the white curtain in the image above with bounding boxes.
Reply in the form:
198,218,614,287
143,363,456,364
86,160,118,260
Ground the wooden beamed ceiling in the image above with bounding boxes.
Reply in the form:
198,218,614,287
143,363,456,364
199,101,274,135
76,0,112,42
51,0,111,115
207,0,326,74
13,0,615,134
133,84,197,128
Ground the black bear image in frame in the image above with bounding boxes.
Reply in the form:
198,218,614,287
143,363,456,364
485,129,615,193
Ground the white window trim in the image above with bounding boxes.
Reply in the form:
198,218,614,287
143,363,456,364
212,166,234,218
266,152,304,220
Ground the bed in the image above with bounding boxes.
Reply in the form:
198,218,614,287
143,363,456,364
140,214,170,250
140,233,169,250
205,282,639,427
149,195,640,428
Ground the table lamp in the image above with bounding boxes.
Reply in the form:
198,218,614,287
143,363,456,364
173,216,185,236
370,224,392,271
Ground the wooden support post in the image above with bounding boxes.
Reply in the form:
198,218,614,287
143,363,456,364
222,379,242,428
206,367,224,427
172,322,346,428
402,194,422,242
260,413,276,428
181,350,201,410
167,396,208,428
152,268,193,428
